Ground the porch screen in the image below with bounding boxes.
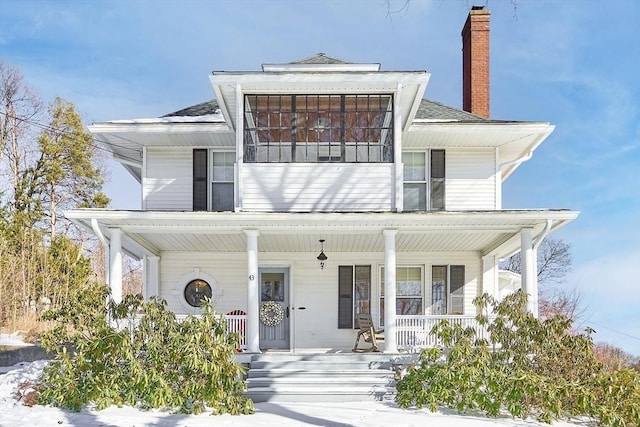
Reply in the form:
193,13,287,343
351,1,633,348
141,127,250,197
338,265,371,329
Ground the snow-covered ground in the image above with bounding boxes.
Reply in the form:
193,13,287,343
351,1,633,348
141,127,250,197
0,333,586,427
0,361,589,427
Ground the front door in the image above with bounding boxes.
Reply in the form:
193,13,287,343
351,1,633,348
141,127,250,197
259,268,290,349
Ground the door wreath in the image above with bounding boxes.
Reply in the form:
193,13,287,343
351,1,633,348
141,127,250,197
259,301,284,327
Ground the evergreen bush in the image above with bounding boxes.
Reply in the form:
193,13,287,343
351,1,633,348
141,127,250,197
37,290,254,415
395,291,640,426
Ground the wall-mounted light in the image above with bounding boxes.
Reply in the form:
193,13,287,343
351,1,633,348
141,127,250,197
317,239,328,270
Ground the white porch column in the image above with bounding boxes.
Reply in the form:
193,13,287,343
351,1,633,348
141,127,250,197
244,229,260,353
520,228,537,315
109,228,123,304
144,255,160,300
383,229,398,353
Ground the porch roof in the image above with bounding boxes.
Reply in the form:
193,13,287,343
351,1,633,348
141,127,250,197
65,209,578,261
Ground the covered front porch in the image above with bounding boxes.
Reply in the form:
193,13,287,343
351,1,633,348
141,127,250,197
65,209,577,354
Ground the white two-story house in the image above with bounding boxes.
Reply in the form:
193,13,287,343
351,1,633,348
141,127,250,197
66,7,577,354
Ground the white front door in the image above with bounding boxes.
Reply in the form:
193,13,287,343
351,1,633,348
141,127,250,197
259,268,290,349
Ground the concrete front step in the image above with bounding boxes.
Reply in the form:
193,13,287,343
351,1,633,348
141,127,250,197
249,361,390,370
245,385,396,403
248,369,393,379
244,353,397,403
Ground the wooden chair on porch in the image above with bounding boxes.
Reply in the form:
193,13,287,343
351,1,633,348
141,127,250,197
352,313,384,352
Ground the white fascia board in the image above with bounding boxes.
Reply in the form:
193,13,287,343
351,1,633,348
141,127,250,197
64,209,579,233
210,78,235,132
89,122,231,134
409,121,554,134
209,71,429,91
407,122,555,148
403,76,430,132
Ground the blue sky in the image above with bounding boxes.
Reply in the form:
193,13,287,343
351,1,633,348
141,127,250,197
2,0,639,355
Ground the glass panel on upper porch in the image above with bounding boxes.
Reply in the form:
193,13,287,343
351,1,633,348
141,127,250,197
243,94,394,163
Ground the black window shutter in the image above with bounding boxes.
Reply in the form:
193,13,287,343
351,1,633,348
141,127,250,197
193,149,208,211
430,149,445,210
450,265,465,293
338,266,354,329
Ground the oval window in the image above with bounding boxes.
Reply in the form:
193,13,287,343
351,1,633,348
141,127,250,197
184,279,212,307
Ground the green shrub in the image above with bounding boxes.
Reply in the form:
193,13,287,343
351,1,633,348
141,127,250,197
396,291,640,426
37,290,253,415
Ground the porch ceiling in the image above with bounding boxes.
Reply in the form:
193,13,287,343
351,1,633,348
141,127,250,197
65,209,578,260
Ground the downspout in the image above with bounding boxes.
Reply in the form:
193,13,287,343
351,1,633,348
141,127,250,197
499,150,533,171
91,218,107,247
534,219,553,250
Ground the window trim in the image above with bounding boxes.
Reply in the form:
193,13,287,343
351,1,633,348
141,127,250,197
430,264,465,315
379,264,424,326
211,151,235,212
192,149,235,212
338,265,372,329
402,150,446,211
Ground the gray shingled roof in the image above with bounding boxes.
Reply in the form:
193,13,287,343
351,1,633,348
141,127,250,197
163,98,487,122
289,53,350,65
162,100,220,117
416,99,487,122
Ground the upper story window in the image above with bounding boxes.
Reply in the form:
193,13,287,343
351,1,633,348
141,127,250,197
403,150,446,211
244,94,394,163
193,149,234,212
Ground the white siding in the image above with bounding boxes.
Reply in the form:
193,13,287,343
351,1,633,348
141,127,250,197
144,148,192,210
159,252,247,315
241,163,393,212
156,250,487,350
446,150,497,210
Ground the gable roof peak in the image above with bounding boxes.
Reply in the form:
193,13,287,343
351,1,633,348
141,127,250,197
289,52,351,65
262,53,381,72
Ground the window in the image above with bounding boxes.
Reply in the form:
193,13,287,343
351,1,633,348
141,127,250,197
211,152,234,211
403,150,445,211
338,265,371,329
192,150,234,212
431,265,465,315
244,94,394,163
184,279,212,307
403,152,426,211
380,266,423,326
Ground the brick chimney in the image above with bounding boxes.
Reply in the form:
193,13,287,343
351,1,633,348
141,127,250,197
462,6,490,118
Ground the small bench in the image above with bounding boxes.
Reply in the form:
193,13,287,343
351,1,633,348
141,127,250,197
352,313,384,352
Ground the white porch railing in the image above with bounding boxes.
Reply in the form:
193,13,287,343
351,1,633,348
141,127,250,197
396,315,493,352
120,313,247,351
175,314,247,351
